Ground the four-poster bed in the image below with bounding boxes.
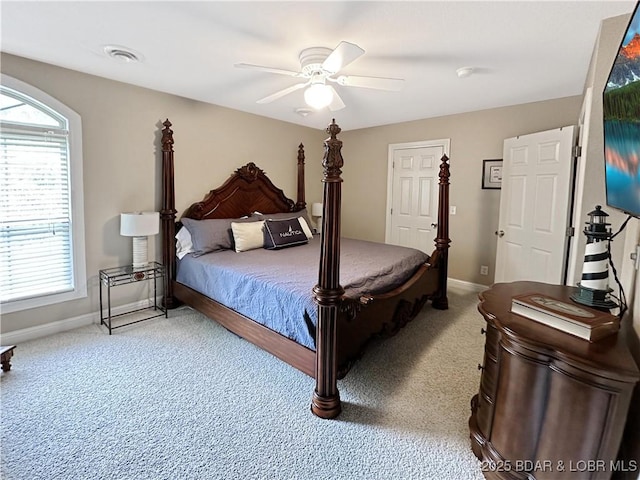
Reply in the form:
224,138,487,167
160,118,451,418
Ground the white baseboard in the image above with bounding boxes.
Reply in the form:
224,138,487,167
1,299,155,345
448,277,489,293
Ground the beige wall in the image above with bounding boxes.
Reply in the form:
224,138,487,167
340,97,582,285
0,53,325,334
0,52,596,334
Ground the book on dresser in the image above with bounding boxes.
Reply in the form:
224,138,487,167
510,292,620,342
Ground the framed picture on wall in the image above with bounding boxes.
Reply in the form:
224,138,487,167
482,159,503,189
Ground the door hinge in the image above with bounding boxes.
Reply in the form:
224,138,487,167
566,226,575,237
631,245,640,270
572,145,582,158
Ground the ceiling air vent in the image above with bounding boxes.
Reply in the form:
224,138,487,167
103,45,141,63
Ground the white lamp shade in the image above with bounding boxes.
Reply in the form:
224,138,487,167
311,203,324,217
120,212,159,237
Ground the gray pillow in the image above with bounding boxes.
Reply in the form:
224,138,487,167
180,217,237,256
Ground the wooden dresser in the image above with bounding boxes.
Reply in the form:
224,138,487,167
469,281,640,480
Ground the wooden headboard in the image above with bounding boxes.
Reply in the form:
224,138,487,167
181,161,303,221
159,119,307,307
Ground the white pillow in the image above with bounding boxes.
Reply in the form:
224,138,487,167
175,226,194,259
298,217,313,240
231,220,265,252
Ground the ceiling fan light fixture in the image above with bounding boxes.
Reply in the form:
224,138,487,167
304,83,333,110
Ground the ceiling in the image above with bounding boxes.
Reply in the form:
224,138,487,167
1,1,637,131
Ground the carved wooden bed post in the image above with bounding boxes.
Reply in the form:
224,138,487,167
431,154,450,310
161,119,178,309
296,143,306,211
311,120,344,419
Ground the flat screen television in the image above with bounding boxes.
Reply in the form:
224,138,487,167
603,1,640,218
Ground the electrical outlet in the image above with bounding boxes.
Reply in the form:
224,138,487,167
450,206,457,215
480,265,489,275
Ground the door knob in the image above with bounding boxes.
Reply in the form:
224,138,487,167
431,223,437,228
495,230,505,237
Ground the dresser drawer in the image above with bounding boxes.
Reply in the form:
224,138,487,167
483,323,500,358
480,350,498,398
475,390,494,438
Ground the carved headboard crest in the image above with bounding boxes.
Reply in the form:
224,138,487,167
236,162,262,182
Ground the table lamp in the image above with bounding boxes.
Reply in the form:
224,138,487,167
120,212,160,268
311,202,323,234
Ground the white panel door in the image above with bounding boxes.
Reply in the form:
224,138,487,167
495,126,576,284
387,145,444,253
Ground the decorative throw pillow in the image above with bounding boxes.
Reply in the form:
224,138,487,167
253,208,312,231
231,220,266,252
181,216,253,256
297,217,313,240
181,217,234,256
263,218,309,250
253,212,313,240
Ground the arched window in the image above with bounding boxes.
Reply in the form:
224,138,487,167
0,75,86,313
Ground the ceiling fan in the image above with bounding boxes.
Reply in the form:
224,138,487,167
235,41,404,111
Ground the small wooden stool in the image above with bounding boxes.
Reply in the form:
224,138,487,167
1,345,16,372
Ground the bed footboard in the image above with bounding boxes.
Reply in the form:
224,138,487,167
311,126,450,418
336,263,439,377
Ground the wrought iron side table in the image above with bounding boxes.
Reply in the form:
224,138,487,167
99,262,167,334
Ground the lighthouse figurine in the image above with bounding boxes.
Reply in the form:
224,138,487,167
571,205,618,309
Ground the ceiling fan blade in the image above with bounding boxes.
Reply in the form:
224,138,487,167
322,41,365,75
256,82,308,104
336,75,404,91
327,86,345,112
235,63,301,77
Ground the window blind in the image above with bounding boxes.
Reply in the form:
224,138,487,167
0,128,74,303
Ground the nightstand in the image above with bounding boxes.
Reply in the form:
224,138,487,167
469,281,639,480
99,261,167,334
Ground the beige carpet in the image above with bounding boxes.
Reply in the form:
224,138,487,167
1,287,486,480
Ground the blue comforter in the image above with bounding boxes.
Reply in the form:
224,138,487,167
176,237,429,350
